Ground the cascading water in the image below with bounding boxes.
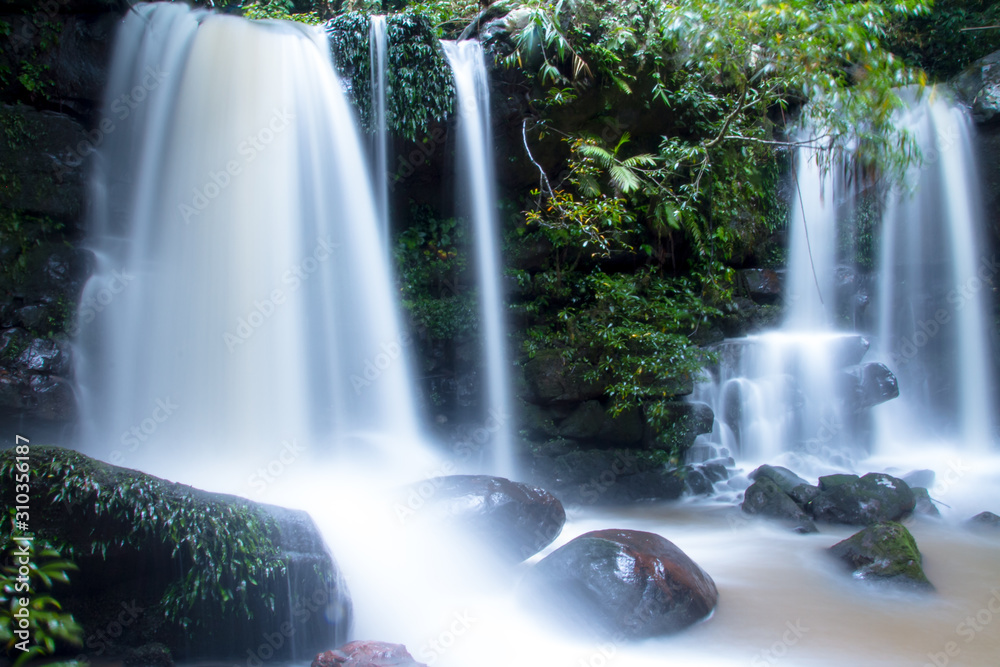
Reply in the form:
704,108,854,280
75,3,427,476
694,92,998,473
692,145,868,466
874,92,996,452
369,14,389,252
442,40,513,476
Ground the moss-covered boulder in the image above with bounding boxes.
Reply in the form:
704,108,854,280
0,447,350,662
828,522,933,590
741,476,817,534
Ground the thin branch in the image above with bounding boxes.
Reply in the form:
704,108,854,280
522,119,556,200
704,89,748,149
723,134,834,147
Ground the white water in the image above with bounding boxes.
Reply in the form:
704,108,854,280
370,15,389,255
76,3,430,477
72,8,1000,667
442,40,514,477
874,92,996,454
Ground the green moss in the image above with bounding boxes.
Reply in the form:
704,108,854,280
830,521,932,589
0,448,287,628
327,11,454,141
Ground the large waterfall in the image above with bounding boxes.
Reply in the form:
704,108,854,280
75,3,425,475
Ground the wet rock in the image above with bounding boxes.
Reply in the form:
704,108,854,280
682,467,713,496
557,400,643,446
829,334,870,367
522,349,607,404
828,522,933,590
312,641,427,667
809,473,915,526
842,362,899,409
739,268,783,304
966,511,1000,531
17,337,71,375
741,477,818,533
522,529,718,637
647,401,714,451
789,483,822,507
401,475,565,561
953,50,1000,126
122,643,173,667
529,448,684,504
748,464,810,495
911,487,941,518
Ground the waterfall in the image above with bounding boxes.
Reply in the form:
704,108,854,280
370,14,389,253
874,92,996,452
693,92,997,469
442,40,514,476
75,2,425,474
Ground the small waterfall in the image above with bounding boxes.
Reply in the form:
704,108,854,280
693,92,997,469
442,40,513,476
369,15,389,252
76,2,424,472
874,92,996,451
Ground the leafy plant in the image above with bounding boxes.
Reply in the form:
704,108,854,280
0,510,83,666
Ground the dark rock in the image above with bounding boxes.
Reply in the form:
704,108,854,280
912,487,941,518
742,477,818,533
646,401,714,451
17,337,71,375
699,461,730,483
810,473,915,526
966,511,1000,531
557,400,643,446
518,403,561,440
953,50,1000,126
401,475,565,561
0,104,90,221
529,448,684,504
788,483,821,507
682,467,713,496
818,473,860,490
0,447,349,661
521,529,718,637
522,349,607,404
828,522,933,589
842,363,900,409
739,268,782,304
829,334,871,367
312,641,427,667
748,464,809,495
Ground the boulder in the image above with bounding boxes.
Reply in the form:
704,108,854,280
810,473,915,526
647,401,714,451
953,50,1000,126
741,477,817,533
841,363,900,410
529,448,684,505
966,511,1000,531
521,529,718,637
901,469,936,489
522,349,607,404
400,475,565,561
828,522,933,590
739,268,782,304
557,400,643,446
0,447,349,662
748,464,810,495
312,641,427,667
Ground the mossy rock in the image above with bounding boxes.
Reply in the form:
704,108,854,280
828,522,933,590
0,447,350,662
